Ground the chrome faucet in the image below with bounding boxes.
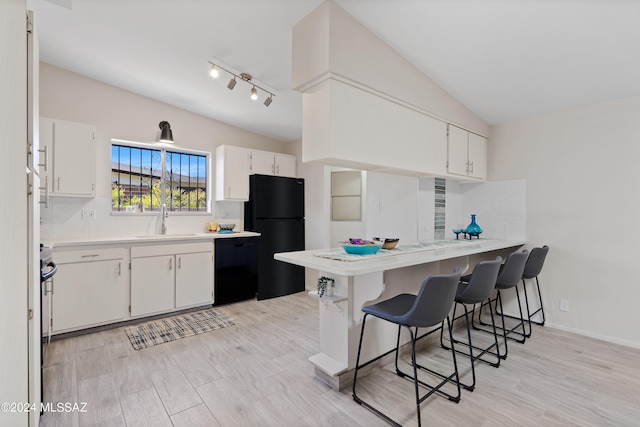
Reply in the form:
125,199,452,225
160,203,168,235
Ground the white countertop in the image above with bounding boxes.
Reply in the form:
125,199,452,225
47,231,260,248
275,238,525,276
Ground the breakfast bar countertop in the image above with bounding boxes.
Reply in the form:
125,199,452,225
275,238,526,276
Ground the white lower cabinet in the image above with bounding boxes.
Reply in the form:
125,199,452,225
51,248,127,333
130,242,213,317
130,254,175,317
176,251,214,308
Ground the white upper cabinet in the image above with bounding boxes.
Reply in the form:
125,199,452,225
447,124,487,181
249,150,297,177
274,154,297,177
302,79,448,177
215,145,250,201
250,150,277,175
40,117,97,197
216,145,297,201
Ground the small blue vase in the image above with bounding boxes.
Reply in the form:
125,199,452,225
465,214,482,239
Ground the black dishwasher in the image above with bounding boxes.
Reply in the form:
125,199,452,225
214,237,259,305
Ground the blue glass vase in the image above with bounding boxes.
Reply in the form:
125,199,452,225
465,214,482,239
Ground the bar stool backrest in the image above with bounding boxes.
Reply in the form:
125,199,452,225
496,250,529,289
403,267,462,328
456,257,502,304
522,246,549,279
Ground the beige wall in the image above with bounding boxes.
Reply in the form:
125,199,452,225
39,63,289,240
489,94,640,348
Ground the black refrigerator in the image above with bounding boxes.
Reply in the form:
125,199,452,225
244,174,305,300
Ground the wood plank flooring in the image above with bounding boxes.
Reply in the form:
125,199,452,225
39,292,640,427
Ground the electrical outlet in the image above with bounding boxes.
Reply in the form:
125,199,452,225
559,298,569,312
82,208,96,220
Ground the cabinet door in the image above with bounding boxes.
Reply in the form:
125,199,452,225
52,259,127,333
215,145,249,201
53,120,96,196
468,133,487,180
175,251,213,308
447,124,469,177
274,154,296,177
131,255,175,316
250,150,275,175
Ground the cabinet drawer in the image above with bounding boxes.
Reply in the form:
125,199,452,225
131,241,212,258
54,247,127,264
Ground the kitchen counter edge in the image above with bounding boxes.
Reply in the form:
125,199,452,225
46,231,261,249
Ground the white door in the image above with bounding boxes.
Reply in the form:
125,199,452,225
447,124,469,177
52,259,127,332
468,133,487,180
250,150,275,175
131,256,175,316
274,154,297,177
1,1,29,425
53,121,96,196
175,252,213,308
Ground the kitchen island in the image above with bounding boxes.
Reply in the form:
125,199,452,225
275,238,525,390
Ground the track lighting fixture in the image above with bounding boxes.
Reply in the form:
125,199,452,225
158,121,173,143
208,61,275,107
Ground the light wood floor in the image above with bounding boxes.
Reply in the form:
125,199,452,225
40,291,640,427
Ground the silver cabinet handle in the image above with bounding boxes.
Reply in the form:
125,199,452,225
276,164,279,174
169,258,172,270
81,254,100,258
39,175,49,208
38,146,49,171
178,256,181,269
469,161,474,174
118,262,122,276
57,176,60,191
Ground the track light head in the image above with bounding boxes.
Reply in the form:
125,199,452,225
250,86,258,101
227,78,237,90
264,96,273,107
209,65,219,78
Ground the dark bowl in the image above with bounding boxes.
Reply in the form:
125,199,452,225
373,237,400,249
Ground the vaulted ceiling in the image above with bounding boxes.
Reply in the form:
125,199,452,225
29,0,640,141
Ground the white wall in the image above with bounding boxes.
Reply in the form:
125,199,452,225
489,94,640,348
39,63,289,241
365,172,419,242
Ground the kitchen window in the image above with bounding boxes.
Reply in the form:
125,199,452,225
111,141,209,213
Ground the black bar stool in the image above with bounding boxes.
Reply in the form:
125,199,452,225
521,245,550,335
441,257,502,391
352,267,463,427
473,250,529,358
495,246,549,338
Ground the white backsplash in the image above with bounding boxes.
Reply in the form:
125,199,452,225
457,179,527,240
40,196,243,241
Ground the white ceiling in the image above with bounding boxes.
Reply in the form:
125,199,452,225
28,0,640,142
